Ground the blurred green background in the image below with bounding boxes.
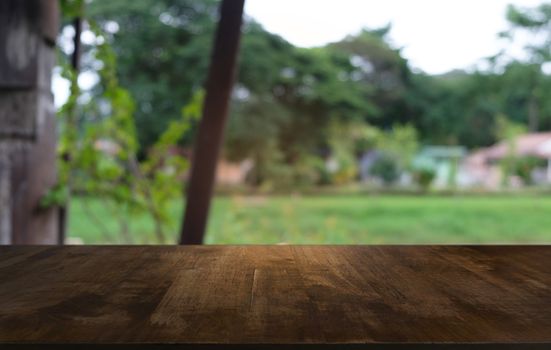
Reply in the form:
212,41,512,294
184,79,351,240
57,1,551,245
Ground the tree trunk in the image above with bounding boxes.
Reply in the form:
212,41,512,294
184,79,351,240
528,94,539,132
179,0,245,244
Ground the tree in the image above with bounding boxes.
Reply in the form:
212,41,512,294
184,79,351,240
502,3,551,131
327,26,412,127
80,1,551,194
494,114,527,187
88,0,219,153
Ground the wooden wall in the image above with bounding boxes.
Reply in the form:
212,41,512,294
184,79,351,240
0,0,59,244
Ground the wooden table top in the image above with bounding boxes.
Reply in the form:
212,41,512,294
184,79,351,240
0,245,550,349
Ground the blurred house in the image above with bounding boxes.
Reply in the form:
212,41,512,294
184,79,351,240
414,146,467,188
215,158,253,186
461,149,502,189
358,150,380,182
463,132,551,188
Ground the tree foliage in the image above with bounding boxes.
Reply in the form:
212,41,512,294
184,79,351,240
87,0,218,152
68,0,551,193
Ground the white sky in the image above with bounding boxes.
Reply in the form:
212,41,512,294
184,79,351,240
244,0,545,74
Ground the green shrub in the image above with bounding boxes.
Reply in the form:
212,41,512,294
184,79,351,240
513,156,542,185
370,154,400,185
413,167,436,191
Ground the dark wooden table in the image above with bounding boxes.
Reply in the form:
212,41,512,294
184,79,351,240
0,245,550,349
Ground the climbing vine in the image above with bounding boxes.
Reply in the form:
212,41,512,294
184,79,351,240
42,0,202,243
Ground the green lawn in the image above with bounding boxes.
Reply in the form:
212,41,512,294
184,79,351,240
68,194,551,244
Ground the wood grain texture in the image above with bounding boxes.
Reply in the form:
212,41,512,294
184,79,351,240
0,245,550,349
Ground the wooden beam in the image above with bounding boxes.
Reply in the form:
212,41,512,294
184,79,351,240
71,17,82,71
57,16,82,245
0,0,59,244
179,0,245,245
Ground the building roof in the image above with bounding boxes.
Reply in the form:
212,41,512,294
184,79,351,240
419,146,467,158
484,132,551,160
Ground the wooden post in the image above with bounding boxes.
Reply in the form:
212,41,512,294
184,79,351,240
0,0,60,244
58,16,82,245
71,18,82,71
179,0,245,244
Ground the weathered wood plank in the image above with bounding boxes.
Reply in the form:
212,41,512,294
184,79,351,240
0,0,59,244
180,0,245,244
0,245,550,349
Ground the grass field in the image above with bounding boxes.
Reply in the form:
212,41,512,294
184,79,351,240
68,194,551,244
